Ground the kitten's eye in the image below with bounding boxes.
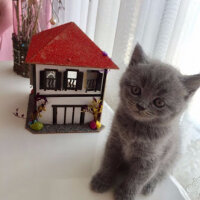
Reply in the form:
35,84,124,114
153,98,165,108
131,86,141,95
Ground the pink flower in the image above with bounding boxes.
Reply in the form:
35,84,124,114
90,120,97,130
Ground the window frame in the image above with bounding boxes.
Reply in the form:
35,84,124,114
40,69,62,91
63,69,80,91
44,69,58,90
86,70,103,92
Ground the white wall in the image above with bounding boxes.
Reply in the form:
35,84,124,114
35,64,104,95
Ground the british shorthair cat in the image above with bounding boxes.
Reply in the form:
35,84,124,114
90,44,200,200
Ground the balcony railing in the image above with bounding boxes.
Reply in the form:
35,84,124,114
86,79,97,91
67,78,77,89
46,78,56,89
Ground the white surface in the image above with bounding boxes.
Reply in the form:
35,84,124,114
0,61,189,200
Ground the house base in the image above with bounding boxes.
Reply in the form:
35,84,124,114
26,94,104,134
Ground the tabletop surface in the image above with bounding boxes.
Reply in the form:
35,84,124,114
0,62,188,200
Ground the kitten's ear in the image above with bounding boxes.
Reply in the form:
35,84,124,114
181,74,200,99
129,43,147,66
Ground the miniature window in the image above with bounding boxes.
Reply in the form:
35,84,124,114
40,69,61,90
86,71,103,92
63,70,83,91
67,71,77,88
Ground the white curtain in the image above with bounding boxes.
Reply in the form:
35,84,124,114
52,0,98,40
105,0,168,110
157,2,200,199
105,0,143,110
152,0,200,126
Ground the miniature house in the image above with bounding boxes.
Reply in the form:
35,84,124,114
25,22,118,133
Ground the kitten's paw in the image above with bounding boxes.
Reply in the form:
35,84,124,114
141,183,156,196
114,186,134,200
90,172,112,193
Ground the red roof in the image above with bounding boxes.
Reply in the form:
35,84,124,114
26,22,119,69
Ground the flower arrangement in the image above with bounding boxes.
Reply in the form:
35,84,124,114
12,0,42,42
83,98,103,130
28,93,48,131
12,0,43,77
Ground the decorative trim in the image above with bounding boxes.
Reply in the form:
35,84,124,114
33,64,36,97
64,107,67,125
33,64,37,112
98,69,108,122
80,107,85,125
52,105,87,107
45,69,58,72
65,69,79,72
101,69,107,100
53,106,57,124
72,107,75,124
39,94,101,97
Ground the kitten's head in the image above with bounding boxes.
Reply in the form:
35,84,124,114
120,43,200,124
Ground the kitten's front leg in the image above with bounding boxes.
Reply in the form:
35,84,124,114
141,170,166,195
90,133,122,193
114,158,157,200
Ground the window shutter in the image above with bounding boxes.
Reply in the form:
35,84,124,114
56,71,62,90
29,65,34,86
96,72,103,91
77,71,84,90
63,71,68,90
40,70,45,89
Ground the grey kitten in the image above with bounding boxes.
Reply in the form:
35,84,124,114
90,44,200,200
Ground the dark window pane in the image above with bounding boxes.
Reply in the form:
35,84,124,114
86,71,101,91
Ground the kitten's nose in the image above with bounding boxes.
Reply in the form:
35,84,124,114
136,103,145,111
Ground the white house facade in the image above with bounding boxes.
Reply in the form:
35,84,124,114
32,64,107,125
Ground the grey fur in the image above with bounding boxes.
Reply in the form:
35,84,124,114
90,43,200,200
